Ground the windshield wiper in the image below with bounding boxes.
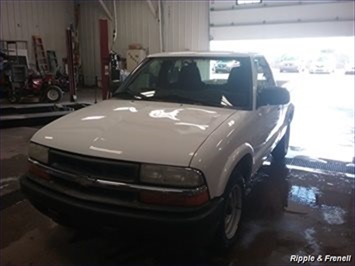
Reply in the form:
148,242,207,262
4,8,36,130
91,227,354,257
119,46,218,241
115,91,228,108
147,94,222,108
114,89,147,100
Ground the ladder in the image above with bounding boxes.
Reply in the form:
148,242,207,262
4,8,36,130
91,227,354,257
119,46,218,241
32,35,48,74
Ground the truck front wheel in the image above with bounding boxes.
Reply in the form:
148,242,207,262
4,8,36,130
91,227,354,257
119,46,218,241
214,173,245,250
272,125,290,162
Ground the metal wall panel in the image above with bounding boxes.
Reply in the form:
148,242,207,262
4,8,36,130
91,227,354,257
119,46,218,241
78,1,104,86
78,0,209,86
78,0,160,85
210,0,355,40
163,1,209,52
0,0,74,68
114,1,160,56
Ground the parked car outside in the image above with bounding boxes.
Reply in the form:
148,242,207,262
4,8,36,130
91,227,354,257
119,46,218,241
279,56,305,73
309,56,336,74
20,52,294,249
213,60,239,73
344,59,355,75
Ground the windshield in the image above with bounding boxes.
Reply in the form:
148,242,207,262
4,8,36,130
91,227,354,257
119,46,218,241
114,57,252,109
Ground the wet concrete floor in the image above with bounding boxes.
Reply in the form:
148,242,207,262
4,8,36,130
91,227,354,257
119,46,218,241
0,127,38,198
0,160,353,265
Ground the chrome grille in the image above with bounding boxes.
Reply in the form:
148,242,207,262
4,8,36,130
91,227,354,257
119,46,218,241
48,149,140,182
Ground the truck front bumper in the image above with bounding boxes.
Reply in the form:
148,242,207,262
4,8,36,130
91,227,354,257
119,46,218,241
20,174,224,241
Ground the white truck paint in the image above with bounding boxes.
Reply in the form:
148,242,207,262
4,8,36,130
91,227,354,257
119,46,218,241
22,52,294,248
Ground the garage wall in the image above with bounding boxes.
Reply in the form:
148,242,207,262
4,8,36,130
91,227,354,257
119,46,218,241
78,1,160,85
78,2,108,86
210,0,354,40
163,1,209,52
78,0,209,86
0,0,74,67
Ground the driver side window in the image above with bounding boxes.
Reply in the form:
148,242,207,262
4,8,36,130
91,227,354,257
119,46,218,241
254,57,274,91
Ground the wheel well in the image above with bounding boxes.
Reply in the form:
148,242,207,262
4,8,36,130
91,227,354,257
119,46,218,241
223,154,252,196
224,154,253,193
233,154,252,182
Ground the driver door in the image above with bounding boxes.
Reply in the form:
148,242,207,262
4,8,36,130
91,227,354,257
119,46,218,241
253,56,281,163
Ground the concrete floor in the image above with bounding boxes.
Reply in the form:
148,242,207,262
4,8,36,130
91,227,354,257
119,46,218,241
0,72,354,265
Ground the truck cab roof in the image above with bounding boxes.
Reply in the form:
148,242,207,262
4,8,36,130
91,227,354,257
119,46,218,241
148,51,261,58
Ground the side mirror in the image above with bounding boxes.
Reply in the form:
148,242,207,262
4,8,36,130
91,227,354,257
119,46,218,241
257,86,290,107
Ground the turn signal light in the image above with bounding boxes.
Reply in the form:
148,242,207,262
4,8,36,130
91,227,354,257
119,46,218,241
139,190,209,207
28,162,50,181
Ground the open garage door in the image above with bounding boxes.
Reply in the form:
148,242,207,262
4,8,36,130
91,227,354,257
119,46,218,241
209,0,355,171
209,1,354,40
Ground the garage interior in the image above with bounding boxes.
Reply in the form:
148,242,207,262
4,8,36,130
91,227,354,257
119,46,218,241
0,0,354,265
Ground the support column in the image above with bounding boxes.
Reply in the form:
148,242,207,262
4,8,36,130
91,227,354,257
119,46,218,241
99,19,109,100
66,27,76,102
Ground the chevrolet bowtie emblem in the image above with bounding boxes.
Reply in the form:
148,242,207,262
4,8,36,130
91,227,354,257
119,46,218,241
76,176,96,186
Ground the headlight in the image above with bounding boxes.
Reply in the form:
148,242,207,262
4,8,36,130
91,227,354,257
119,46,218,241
140,164,204,188
28,142,49,164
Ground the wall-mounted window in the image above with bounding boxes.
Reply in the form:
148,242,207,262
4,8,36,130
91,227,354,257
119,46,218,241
236,0,262,5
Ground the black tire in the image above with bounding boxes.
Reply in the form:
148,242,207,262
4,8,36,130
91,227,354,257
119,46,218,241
52,217,83,229
43,85,63,103
214,172,245,250
272,125,290,162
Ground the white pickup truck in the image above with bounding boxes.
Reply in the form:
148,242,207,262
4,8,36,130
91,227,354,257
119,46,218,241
21,52,294,249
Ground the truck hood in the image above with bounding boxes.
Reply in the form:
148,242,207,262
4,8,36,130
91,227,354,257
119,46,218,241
32,100,236,166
